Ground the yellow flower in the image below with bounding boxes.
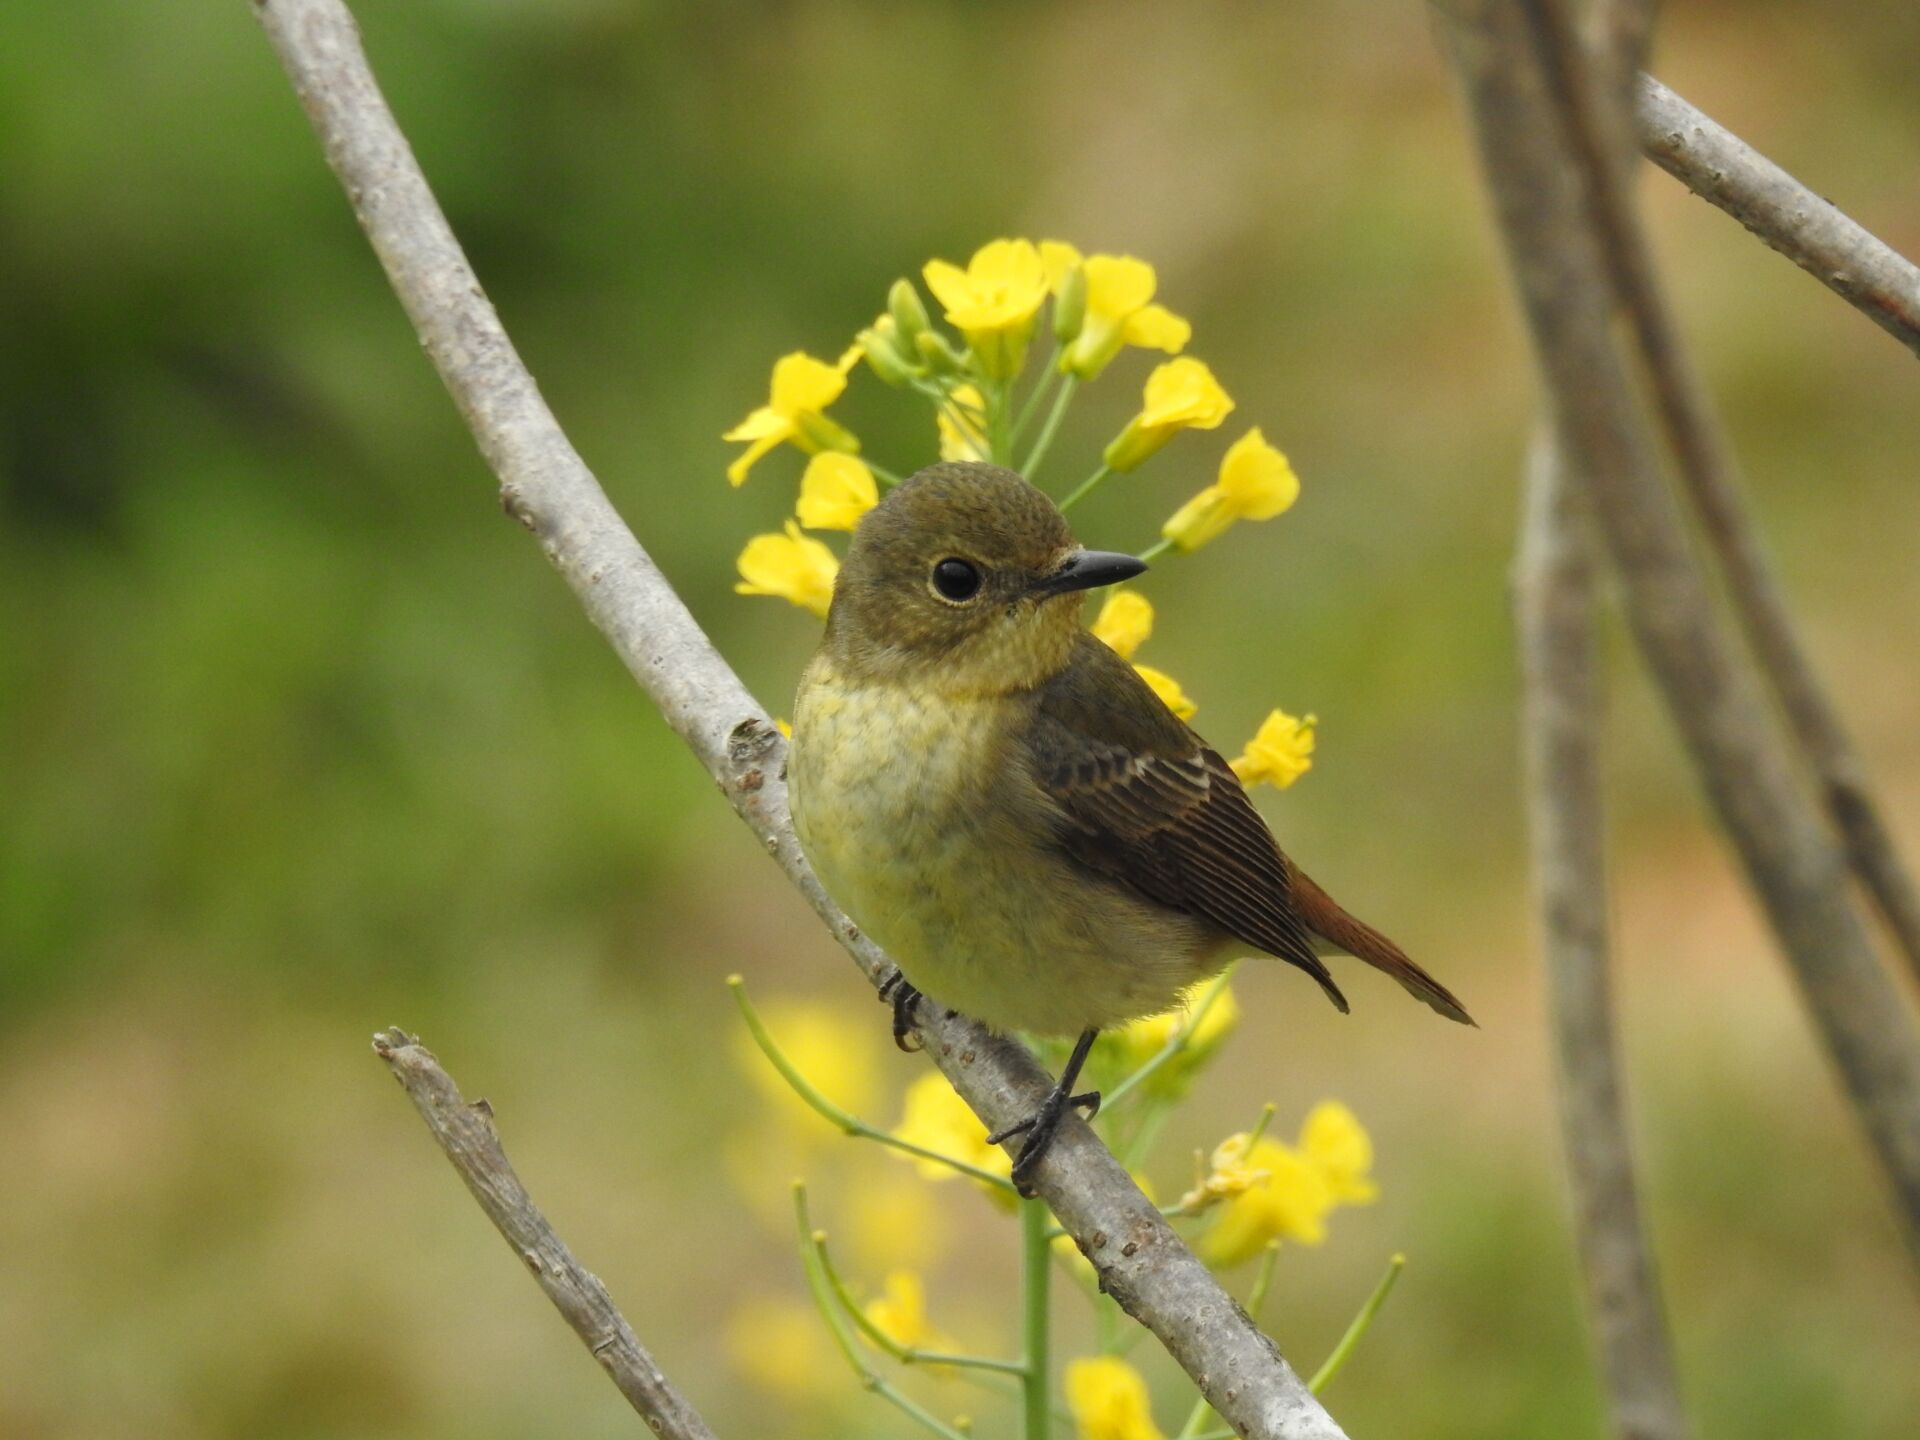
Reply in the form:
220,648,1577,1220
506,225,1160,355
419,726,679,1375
1230,709,1316,789
1091,590,1154,661
1103,358,1235,472
733,998,882,1131
923,239,1050,379
1161,428,1301,552
891,1071,1014,1194
1200,1134,1337,1266
1133,663,1196,720
735,521,839,618
1300,1100,1378,1204
726,1295,841,1400
937,383,989,462
1098,984,1240,1100
862,1270,957,1354
796,452,878,531
1065,1356,1166,1440
1039,241,1191,379
723,351,860,485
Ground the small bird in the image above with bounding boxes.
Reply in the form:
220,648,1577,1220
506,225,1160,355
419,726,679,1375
788,462,1471,1187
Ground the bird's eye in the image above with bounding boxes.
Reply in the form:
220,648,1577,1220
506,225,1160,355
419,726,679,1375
930,557,983,602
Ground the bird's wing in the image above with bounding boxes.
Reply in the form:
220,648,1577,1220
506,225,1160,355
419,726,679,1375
1023,635,1349,1014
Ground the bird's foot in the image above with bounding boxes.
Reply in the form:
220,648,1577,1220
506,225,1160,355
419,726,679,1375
988,1088,1102,1197
877,970,924,1052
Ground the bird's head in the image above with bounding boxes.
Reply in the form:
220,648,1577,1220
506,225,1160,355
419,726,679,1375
823,462,1146,694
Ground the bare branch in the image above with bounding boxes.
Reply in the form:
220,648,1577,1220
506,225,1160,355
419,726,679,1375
1633,74,1920,360
1517,434,1690,1440
253,1,1343,1433
1442,0,1920,1269
371,1029,718,1440
1545,2,1920,1027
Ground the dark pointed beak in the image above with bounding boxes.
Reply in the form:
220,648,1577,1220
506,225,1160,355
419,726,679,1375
1032,548,1149,598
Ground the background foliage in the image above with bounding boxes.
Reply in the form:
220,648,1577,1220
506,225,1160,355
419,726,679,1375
3,1,1918,1436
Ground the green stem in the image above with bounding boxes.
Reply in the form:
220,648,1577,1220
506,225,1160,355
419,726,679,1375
1020,1197,1052,1440
729,977,1018,1193
989,377,1014,467
1058,464,1112,512
1177,1243,1282,1438
810,1228,1025,1378
1309,1253,1405,1395
1101,966,1237,1111
1011,355,1062,444
1135,535,1175,563
867,460,905,490
1020,374,1080,481
794,1185,972,1440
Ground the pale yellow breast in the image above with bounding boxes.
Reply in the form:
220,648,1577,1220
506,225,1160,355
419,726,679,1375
788,657,1223,1035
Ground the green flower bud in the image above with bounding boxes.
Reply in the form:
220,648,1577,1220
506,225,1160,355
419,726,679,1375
1052,262,1088,348
887,278,932,347
915,328,968,378
858,317,924,387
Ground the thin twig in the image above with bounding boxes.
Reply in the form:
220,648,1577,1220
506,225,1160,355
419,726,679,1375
1632,74,1920,360
254,2,1345,1433
370,1030,718,1440
1516,433,1689,1440
1442,0,1920,1269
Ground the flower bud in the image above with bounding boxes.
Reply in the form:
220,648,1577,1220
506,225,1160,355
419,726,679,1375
887,278,932,347
915,329,968,377
1051,262,1087,347
858,318,923,387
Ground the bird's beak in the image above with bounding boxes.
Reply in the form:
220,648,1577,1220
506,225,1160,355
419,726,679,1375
1032,548,1149,598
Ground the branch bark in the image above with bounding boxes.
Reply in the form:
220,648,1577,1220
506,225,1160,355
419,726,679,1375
1632,74,1920,360
253,1,1344,1434
371,1029,719,1440
1517,434,1690,1440
1442,0,1920,1271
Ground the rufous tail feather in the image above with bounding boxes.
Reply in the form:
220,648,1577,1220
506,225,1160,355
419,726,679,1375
1288,863,1476,1026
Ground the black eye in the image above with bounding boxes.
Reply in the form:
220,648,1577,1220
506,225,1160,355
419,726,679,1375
931,557,982,602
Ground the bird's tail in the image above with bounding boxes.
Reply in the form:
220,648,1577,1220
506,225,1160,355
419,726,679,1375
1288,863,1476,1026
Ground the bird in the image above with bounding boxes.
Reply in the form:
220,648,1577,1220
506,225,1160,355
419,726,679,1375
786,461,1472,1189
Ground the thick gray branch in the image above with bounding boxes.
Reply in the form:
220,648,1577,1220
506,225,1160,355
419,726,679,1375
1517,434,1689,1440
1443,0,1920,1270
372,1029,718,1440
253,1,1343,1434
1633,74,1920,360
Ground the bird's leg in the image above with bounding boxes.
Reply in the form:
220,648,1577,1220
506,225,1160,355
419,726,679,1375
877,969,924,1052
987,1028,1101,1194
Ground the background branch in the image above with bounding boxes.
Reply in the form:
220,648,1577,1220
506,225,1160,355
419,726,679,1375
1441,0,1920,1270
371,1029,719,1440
1632,74,1920,360
1517,432,1689,1440
253,1,1343,1434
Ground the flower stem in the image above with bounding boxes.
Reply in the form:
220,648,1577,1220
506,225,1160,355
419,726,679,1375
1135,535,1175,563
1011,356,1062,444
1020,1196,1052,1440
794,1184,973,1440
1058,463,1111,512
1101,966,1237,1111
1020,374,1080,482
810,1227,1026,1378
868,461,906,490
729,977,1018,1192
1309,1253,1405,1395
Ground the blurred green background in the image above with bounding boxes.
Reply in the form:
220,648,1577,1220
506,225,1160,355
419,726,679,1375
4,1,1919,1436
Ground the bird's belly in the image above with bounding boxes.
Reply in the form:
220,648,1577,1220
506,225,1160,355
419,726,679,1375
790,672,1221,1035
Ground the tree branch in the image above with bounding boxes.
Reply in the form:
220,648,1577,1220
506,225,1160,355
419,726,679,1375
253,1,1344,1433
1517,434,1690,1440
1632,74,1920,360
1442,0,1920,1270
371,1029,719,1440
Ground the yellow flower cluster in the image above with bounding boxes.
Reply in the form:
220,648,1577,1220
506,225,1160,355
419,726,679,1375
1184,1101,1378,1267
1066,1356,1167,1440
